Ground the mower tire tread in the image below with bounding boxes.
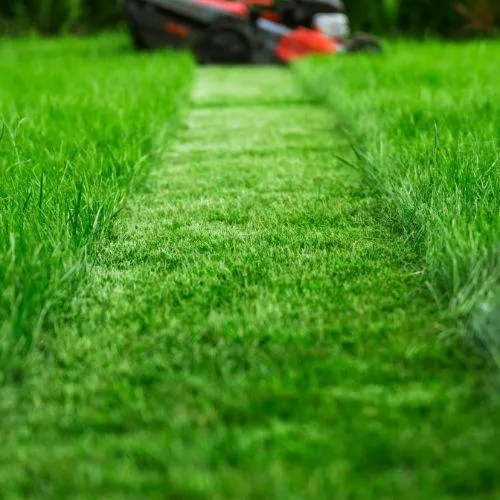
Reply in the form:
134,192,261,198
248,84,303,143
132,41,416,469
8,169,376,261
196,18,256,64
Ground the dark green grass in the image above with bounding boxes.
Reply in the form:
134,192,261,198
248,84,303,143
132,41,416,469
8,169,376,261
0,34,193,378
294,41,500,360
1,67,499,498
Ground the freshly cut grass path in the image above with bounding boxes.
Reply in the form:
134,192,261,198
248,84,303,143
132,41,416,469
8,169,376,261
2,67,500,498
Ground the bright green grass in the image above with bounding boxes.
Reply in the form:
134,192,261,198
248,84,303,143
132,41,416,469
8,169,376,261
294,41,500,360
1,63,500,498
0,34,193,378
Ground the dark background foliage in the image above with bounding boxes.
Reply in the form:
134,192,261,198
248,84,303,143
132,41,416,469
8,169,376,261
0,0,498,36
0,0,121,34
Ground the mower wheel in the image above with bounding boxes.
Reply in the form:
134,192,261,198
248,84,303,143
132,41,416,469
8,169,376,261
345,33,383,53
197,19,255,64
128,22,150,50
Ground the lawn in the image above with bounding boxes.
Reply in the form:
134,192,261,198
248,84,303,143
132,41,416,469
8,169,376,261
1,36,499,498
295,41,500,360
0,34,193,379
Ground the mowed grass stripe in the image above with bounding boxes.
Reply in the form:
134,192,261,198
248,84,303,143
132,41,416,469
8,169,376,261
1,67,499,498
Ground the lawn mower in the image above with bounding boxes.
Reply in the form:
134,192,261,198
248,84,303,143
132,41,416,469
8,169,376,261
123,0,382,64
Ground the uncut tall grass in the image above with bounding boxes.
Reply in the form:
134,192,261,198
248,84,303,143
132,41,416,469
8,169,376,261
295,42,500,357
0,35,192,377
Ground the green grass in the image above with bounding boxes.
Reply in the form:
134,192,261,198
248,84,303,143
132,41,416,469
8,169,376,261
294,41,500,360
0,34,193,379
1,57,500,498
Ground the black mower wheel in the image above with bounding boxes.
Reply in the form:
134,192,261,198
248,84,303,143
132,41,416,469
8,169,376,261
128,22,150,50
197,19,255,64
345,33,383,54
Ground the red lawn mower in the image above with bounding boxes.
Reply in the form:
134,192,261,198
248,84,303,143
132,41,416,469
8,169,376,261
124,0,382,64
